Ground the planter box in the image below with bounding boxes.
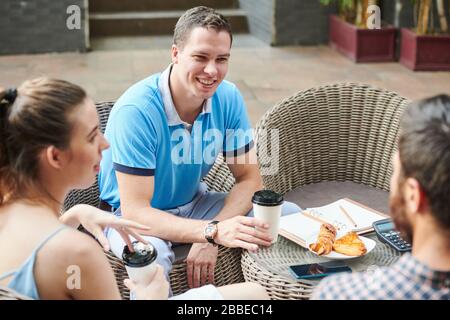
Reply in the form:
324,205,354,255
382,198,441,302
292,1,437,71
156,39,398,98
329,14,397,62
400,28,450,71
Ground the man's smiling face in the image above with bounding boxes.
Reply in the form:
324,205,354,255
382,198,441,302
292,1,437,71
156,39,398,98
171,27,231,101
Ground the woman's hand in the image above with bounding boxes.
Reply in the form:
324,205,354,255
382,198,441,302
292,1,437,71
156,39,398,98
61,204,150,252
124,265,169,300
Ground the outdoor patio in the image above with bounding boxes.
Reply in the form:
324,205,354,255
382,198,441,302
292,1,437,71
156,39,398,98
1,35,449,125
1,0,450,303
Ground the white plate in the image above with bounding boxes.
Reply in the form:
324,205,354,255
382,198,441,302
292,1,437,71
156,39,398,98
305,233,376,260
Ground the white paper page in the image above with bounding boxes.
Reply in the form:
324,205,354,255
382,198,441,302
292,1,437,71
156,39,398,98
279,199,386,242
279,211,323,242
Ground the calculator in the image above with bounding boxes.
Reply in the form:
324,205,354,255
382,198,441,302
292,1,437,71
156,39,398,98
372,218,412,253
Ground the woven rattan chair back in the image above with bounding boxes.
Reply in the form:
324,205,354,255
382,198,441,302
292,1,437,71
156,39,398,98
242,84,409,300
255,83,410,195
62,102,243,299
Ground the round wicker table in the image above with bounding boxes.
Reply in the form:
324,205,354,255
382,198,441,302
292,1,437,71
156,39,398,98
241,233,402,300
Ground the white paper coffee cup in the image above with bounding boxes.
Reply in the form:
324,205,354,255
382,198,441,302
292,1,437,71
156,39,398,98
252,190,284,244
124,263,157,285
122,241,157,285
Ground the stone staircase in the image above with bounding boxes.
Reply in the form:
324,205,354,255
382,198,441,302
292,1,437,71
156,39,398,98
89,0,249,37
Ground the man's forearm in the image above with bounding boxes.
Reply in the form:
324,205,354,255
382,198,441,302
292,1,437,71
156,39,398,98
215,175,263,221
123,206,209,243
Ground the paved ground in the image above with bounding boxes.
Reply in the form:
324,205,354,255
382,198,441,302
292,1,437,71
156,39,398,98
1,35,449,125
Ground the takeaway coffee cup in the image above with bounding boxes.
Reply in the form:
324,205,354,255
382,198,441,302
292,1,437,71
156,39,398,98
252,190,284,244
122,241,157,285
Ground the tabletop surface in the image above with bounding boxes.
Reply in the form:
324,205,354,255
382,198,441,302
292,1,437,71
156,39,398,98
241,181,405,298
248,232,403,286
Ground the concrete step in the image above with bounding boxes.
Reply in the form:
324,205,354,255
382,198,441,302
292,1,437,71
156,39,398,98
90,34,268,51
90,9,249,36
90,0,239,13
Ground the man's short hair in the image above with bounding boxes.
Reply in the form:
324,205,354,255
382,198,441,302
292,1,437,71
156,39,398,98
173,6,232,49
399,94,450,229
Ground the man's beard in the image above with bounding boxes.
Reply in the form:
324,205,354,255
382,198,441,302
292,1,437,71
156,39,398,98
389,186,414,244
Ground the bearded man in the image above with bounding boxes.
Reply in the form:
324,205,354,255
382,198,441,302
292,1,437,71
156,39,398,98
312,95,450,300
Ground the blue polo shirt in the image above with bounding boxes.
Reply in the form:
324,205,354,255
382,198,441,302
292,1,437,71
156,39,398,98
98,65,253,210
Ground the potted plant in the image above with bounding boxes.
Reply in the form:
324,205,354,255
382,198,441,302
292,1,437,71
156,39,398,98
321,0,397,62
400,0,450,71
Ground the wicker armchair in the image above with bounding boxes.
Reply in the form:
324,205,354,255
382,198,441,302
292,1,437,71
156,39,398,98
0,286,31,300
242,83,410,299
63,102,244,299
254,83,409,193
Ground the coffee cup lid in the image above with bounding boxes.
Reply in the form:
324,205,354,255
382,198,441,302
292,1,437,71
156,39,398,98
252,190,283,206
122,241,157,268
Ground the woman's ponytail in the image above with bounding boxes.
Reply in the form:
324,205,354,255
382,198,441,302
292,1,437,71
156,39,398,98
1,88,17,104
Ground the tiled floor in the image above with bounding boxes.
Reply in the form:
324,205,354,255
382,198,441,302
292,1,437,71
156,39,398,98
1,35,449,125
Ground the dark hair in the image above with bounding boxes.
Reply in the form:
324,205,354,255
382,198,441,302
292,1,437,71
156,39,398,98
398,94,450,229
173,6,232,49
0,77,87,205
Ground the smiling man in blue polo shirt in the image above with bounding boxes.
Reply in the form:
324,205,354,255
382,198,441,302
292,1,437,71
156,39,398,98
98,6,300,291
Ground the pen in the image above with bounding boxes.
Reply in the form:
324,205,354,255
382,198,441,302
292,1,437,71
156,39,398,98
301,211,340,230
340,205,358,228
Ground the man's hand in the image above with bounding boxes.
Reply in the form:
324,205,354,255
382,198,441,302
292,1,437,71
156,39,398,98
186,243,218,288
215,216,273,252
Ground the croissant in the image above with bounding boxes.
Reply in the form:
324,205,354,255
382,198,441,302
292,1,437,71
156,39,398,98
333,232,367,256
309,223,337,255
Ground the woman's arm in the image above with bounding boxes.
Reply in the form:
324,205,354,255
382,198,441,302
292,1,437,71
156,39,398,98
36,228,169,300
68,234,123,299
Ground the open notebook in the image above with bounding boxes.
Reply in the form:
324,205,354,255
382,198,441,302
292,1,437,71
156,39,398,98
279,198,388,248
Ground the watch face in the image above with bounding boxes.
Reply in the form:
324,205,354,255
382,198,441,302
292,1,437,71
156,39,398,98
205,225,214,237
205,223,217,239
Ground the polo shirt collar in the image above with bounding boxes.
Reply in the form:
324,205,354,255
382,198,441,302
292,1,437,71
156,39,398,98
158,64,212,127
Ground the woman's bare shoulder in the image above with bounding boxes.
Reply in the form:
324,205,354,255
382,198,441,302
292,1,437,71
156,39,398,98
44,227,104,260
35,227,117,299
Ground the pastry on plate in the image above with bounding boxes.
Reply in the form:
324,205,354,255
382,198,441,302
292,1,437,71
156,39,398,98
309,223,337,255
333,232,367,256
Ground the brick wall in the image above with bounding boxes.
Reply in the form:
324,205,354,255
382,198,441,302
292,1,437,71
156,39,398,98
238,0,274,44
0,0,88,55
239,0,337,46
381,0,415,28
274,0,337,46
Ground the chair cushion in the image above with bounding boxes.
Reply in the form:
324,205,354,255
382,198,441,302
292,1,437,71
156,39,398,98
284,181,389,215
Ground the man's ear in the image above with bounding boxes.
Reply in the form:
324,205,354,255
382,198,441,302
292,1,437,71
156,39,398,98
404,177,426,214
43,146,66,170
171,44,179,64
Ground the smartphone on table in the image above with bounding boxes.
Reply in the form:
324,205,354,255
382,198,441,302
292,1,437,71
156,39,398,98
289,261,352,280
